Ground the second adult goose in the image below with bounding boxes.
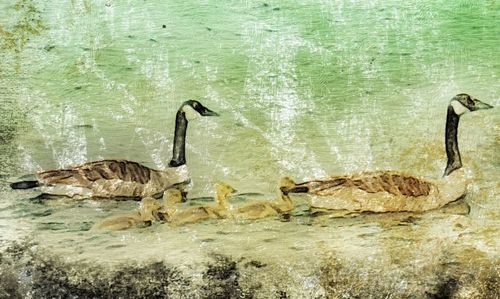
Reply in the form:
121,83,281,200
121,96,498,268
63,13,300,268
280,94,493,213
10,100,219,200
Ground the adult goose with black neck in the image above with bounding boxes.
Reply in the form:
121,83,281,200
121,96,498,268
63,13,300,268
10,100,219,200
280,94,493,213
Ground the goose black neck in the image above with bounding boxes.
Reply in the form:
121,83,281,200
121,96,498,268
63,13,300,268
169,111,188,167
444,105,462,176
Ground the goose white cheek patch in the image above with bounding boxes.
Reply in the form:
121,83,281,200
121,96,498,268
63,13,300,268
451,100,469,116
182,105,201,121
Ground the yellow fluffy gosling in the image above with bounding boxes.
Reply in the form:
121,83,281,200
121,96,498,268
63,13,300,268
94,197,162,230
162,182,236,225
232,178,294,220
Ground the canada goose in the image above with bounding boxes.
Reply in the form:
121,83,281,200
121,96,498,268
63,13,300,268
10,100,219,200
94,197,162,230
162,182,236,225
232,178,294,220
280,94,493,213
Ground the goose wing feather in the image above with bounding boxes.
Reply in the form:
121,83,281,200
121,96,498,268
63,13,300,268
301,171,433,198
37,159,155,187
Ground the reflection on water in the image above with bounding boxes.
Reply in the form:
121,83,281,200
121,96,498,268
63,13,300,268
0,0,499,297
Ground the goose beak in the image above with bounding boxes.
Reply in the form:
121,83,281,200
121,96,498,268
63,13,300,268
201,107,219,117
472,99,493,111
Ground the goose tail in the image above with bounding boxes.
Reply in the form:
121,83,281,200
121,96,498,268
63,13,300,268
10,180,40,189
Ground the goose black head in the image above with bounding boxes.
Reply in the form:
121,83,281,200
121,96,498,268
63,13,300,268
451,94,493,116
181,100,219,120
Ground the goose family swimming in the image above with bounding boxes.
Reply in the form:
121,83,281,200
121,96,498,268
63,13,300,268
280,94,493,214
10,100,218,200
94,197,162,230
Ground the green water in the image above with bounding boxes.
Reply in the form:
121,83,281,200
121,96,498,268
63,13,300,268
0,0,499,297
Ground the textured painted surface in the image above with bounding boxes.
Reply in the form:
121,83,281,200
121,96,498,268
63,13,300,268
0,0,498,297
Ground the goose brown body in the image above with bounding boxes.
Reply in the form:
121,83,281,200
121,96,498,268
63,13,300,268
281,170,467,213
37,159,189,199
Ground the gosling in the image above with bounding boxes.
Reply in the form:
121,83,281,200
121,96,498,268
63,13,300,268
94,197,162,230
232,178,294,220
161,182,236,225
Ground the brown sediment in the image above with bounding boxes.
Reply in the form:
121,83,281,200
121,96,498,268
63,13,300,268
318,245,500,299
1,239,498,298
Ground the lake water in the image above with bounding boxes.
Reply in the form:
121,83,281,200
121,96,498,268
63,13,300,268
0,0,498,298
